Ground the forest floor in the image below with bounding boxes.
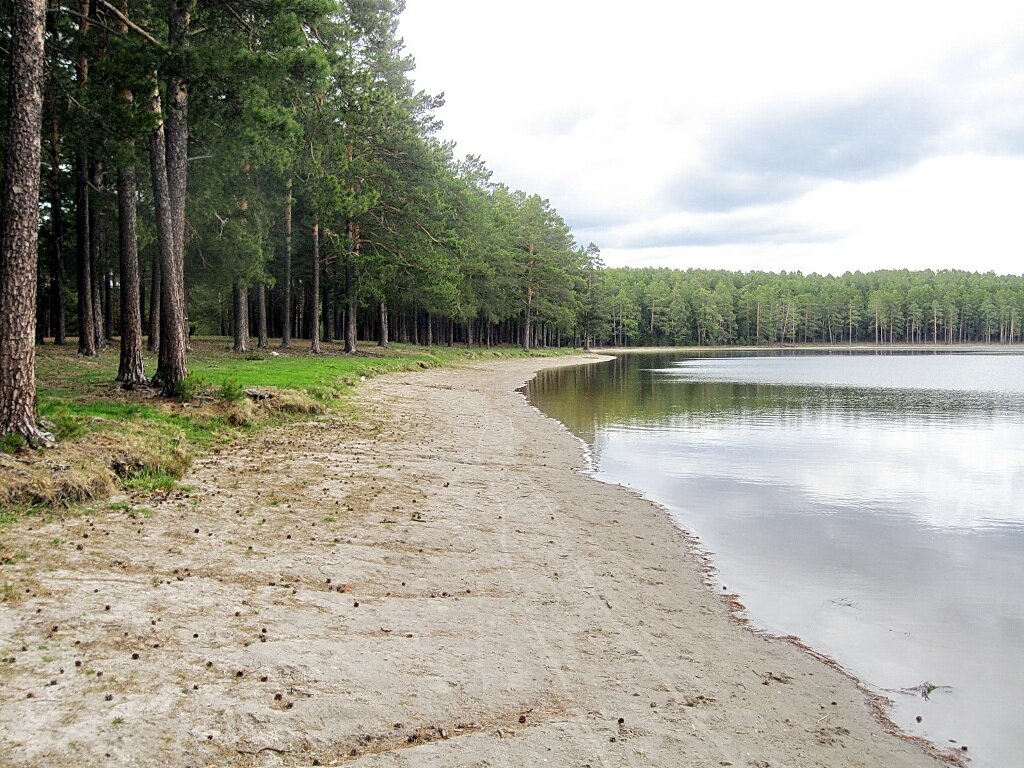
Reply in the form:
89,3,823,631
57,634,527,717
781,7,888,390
0,339,570,516
0,355,958,767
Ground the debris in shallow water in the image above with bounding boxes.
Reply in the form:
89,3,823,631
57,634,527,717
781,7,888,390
895,681,952,700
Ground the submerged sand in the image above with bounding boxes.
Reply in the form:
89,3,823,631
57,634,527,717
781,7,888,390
0,355,953,767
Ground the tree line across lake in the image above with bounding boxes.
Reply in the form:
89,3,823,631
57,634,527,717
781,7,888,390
1,0,1022,446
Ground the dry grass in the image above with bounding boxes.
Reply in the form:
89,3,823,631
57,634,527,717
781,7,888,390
0,430,191,510
265,388,326,415
0,388,325,512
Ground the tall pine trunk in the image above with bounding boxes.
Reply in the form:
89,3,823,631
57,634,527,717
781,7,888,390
116,165,145,386
378,302,388,348
310,218,321,354
147,81,176,378
281,178,292,347
153,0,190,395
0,0,51,445
522,301,532,352
344,220,358,354
48,121,67,345
232,279,248,353
147,248,160,350
256,282,268,348
75,155,95,355
112,0,143,384
323,257,334,344
103,267,114,341
88,162,106,349
73,0,95,356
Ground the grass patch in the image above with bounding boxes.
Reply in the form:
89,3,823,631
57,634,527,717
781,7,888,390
122,470,182,494
1,582,20,603
1,337,578,519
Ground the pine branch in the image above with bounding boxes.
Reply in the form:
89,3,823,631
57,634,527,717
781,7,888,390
94,0,162,47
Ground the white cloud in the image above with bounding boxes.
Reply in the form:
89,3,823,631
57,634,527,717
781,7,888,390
400,1,1024,274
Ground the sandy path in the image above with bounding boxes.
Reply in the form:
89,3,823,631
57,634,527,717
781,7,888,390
0,355,951,767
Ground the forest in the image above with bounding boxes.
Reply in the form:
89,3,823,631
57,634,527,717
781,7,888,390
1,0,1023,446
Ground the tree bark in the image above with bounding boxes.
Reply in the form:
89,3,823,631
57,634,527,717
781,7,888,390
232,278,248,353
73,0,96,357
256,282,268,348
75,154,96,355
88,162,106,348
147,81,182,390
152,0,190,395
310,218,321,354
323,257,334,344
378,302,388,348
522,300,532,352
116,166,145,386
103,267,114,341
344,220,358,354
147,247,160,350
0,0,51,445
165,4,189,267
48,115,67,345
281,178,292,348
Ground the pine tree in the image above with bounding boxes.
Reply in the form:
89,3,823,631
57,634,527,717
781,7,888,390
0,0,52,445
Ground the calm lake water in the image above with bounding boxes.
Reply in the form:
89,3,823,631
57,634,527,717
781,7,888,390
527,351,1024,767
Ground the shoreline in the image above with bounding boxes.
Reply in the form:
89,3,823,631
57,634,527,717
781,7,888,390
0,355,956,766
597,343,1022,353
566,466,963,768
522,359,964,767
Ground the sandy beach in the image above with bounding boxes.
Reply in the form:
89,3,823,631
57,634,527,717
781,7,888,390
0,355,954,767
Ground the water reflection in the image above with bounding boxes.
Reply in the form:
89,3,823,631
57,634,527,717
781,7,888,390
528,351,1024,767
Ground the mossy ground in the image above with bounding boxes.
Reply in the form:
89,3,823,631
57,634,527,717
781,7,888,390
0,337,573,519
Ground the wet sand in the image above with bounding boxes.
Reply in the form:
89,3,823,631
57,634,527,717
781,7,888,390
0,355,954,766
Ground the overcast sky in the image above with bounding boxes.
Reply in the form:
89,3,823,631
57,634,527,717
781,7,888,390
399,1,1024,276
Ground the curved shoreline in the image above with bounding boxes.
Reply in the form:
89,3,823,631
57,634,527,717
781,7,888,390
0,353,956,766
520,355,965,767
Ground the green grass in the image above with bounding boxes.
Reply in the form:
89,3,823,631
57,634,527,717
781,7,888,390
33,338,570,404
122,469,183,493
2,337,576,519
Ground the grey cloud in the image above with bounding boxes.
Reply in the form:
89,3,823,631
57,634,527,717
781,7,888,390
597,217,842,251
722,90,944,180
666,88,947,214
666,37,1024,216
938,39,1024,156
668,170,810,213
563,207,635,232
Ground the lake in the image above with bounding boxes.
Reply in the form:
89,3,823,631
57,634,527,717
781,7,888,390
527,350,1024,767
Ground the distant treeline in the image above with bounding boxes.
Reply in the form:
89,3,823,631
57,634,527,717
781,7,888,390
586,267,1024,348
